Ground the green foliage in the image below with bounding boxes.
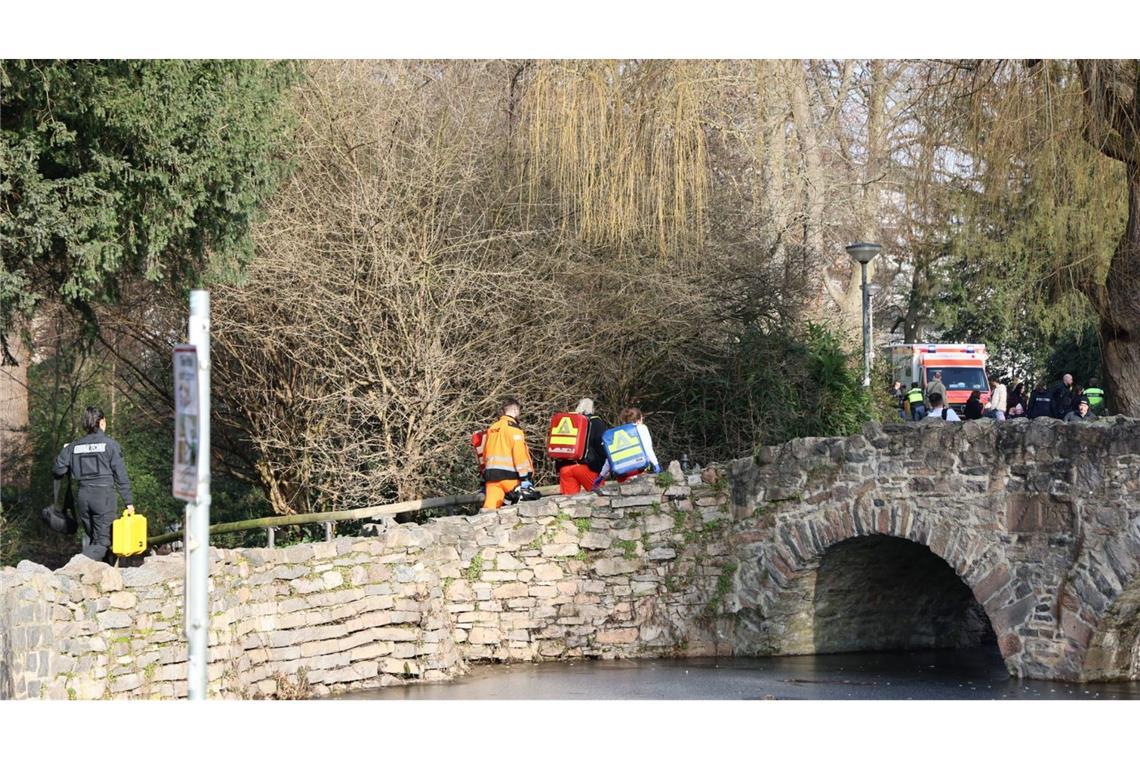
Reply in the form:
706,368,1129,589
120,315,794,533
1044,324,1105,392
616,539,639,559
703,560,738,617
0,59,297,334
655,321,872,464
465,554,484,582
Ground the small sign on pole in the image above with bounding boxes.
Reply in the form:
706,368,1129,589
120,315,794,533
172,345,199,501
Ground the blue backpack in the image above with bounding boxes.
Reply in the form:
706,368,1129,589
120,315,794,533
601,423,649,476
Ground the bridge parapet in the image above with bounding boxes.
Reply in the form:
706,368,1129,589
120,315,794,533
0,474,735,699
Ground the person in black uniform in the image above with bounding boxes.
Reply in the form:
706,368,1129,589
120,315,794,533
52,406,134,563
1049,373,1075,419
1027,382,1052,418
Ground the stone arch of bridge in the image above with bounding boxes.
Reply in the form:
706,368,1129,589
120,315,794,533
811,535,997,655
1078,517,1140,681
755,501,1021,665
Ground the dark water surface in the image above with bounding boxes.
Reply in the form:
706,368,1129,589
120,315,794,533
339,648,1140,700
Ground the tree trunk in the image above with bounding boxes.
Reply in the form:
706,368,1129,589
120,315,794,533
784,60,830,317
1099,163,1140,416
759,62,790,273
847,60,887,337
0,331,30,488
1076,60,1140,417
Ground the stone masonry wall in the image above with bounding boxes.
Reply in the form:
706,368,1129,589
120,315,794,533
0,473,733,699
6,417,1138,697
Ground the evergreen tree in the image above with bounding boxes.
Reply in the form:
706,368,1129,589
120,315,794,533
0,59,296,352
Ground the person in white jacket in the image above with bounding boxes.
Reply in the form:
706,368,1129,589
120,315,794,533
985,378,1008,421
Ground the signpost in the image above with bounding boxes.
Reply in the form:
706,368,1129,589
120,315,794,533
172,346,199,501
173,290,211,700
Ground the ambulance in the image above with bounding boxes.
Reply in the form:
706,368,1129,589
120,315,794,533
888,343,991,411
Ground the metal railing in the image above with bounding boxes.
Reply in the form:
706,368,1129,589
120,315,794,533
147,485,563,548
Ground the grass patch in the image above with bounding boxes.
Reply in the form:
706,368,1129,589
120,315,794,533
702,561,738,617
655,471,676,488
465,554,484,582
616,539,638,560
573,517,591,534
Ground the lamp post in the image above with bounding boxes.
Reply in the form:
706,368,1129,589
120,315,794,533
846,242,881,388
867,283,882,368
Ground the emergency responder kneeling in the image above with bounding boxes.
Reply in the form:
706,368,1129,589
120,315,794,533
480,397,536,511
52,406,135,564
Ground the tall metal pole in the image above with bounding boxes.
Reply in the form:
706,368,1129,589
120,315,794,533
861,261,871,387
186,290,211,699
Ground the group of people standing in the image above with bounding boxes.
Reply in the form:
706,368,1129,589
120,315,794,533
893,372,1106,424
475,397,660,512
1020,373,1105,422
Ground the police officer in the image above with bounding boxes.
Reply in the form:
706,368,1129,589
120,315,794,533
52,406,134,563
1027,382,1053,419
1049,373,1075,419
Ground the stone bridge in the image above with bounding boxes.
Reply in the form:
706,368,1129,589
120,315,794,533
727,417,1140,681
2,417,1138,698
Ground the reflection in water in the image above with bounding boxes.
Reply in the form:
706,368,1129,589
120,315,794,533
337,648,1140,700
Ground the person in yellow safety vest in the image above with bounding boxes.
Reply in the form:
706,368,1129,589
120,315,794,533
905,383,926,421
481,397,535,511
1084,378,1106,415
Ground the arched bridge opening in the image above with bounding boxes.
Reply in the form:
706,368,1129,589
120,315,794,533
812,536,997,655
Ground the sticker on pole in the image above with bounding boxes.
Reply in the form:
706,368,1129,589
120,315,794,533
173,345,200,501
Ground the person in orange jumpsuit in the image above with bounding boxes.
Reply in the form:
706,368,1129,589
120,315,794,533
557,397,609,495
481,397,535,510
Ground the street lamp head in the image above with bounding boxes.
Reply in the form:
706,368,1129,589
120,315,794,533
846,242,882,264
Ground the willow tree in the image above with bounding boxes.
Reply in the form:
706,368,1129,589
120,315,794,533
516,60,711,259
950,60,1136,412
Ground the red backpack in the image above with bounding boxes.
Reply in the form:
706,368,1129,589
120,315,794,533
545,412,589,460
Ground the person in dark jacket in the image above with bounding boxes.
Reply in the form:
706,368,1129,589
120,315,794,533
1027,383,1052,419
557,398,609,495
1063,396,1098,422
1007,382,1027,417
52,406,134,563
891,381,906,420
963,390,985,420
1049,373,1075,419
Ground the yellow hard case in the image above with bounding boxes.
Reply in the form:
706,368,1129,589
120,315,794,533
112,506,147,557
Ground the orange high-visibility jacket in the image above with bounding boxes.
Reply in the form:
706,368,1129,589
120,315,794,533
482,415,534,483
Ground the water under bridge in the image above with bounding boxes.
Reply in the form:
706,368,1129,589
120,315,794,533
2,416,1138,698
